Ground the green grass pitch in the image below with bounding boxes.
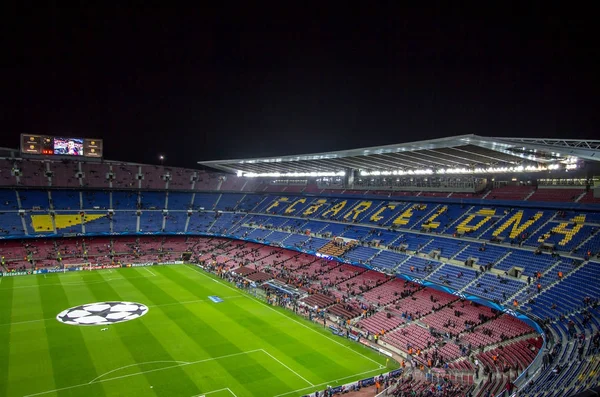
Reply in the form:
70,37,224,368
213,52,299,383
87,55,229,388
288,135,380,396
0,265,394,396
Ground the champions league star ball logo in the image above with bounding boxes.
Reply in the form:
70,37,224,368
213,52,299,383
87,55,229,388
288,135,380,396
56,302,149,326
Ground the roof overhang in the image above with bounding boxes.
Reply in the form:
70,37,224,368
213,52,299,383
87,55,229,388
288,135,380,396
198,135,600,176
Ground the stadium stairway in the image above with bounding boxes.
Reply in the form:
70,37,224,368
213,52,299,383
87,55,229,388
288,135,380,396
524,190,537,201
575,190,593,203
450,243,473,261
503,260,573,306
457,271,485,293
446,206,478,233
481,190,492,199
574,227,600,253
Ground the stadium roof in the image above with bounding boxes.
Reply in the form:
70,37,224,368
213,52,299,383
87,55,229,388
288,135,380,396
199,135,600,176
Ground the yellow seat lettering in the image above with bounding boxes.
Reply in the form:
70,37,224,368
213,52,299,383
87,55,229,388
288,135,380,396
322,200,348,217
421,206,447,229
284,198,306,214
343,201,372,221
265,197,289,212
493,211,544,238
303,199,328,216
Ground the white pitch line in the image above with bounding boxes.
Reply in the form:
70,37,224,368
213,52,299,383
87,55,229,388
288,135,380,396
260,349,313,386
271,367,386,397
227,388,239,397
143,267,156,277
149,295,244,309
0,317,53,327
191,388,238,397
23,350,262,397
191,388,229,397
89,360,190,384
0,274,154,290
185,265,384,369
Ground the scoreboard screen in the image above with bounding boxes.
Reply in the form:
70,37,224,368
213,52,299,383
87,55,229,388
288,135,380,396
20,135,103,158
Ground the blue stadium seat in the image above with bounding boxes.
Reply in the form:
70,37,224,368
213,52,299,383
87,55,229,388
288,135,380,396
82,191,110,209
112,211,138,232
166,192,193,210
18,190,50,209
140,192,166,209
50,190,81,210
112,191,139,210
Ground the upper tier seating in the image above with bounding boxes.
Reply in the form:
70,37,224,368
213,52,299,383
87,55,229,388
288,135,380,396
579,190,600,204
485,185,534,201
528,188,586,203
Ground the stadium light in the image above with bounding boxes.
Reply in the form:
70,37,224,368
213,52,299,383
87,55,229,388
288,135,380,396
359,164,569,176
242,171,346,178
361,169,433,176
242,163,572,178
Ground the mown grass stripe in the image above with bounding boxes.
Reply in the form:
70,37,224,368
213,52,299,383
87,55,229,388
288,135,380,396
122,267,299,395
0,276,14,397
35,273,105,396
7,275,56,396
80,270,200,397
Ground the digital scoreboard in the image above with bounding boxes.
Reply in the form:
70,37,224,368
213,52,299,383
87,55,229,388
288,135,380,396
20,135,103,158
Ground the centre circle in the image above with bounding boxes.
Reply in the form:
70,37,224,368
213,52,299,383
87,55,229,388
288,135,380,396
56,301,149,326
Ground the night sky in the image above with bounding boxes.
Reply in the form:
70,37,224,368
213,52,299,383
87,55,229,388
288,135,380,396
2,4,598,168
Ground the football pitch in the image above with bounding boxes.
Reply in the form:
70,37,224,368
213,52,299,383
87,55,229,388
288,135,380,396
0,265,393,397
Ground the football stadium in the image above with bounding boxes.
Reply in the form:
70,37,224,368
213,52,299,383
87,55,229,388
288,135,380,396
0,134,599,397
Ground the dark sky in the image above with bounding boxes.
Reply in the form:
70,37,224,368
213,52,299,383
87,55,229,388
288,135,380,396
2,4,598,168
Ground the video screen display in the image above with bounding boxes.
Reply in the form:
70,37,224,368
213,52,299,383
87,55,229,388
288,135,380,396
53,137,84,156
21,135,103,158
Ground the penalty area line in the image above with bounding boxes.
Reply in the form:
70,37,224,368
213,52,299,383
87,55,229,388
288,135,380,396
88,360,191,384
23,350,262,397
260,349,314,386
191,387,238,397
227,388,239,397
